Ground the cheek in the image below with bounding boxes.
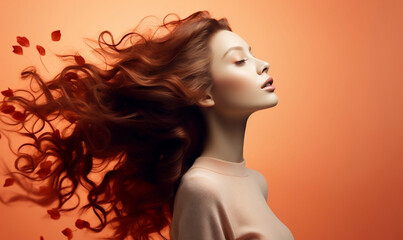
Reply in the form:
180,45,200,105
214,75,250,92
212,74,255,107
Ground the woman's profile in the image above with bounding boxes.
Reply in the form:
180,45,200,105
0,10,294,240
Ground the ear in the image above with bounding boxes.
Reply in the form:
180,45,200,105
196,91,215,108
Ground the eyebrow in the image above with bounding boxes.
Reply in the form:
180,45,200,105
222,45,252,59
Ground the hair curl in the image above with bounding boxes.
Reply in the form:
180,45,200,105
0,10,232,240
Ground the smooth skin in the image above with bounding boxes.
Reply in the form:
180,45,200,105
197,30,278,163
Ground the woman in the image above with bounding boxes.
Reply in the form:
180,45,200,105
0,10,293,240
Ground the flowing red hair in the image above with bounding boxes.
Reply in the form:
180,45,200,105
0,10,232,240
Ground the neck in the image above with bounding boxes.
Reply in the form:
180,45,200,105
200,108,249,163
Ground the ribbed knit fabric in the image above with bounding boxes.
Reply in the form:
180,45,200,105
170,156,294,240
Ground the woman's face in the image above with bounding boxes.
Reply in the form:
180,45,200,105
204,30,278,118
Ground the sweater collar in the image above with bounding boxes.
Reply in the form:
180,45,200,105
191,156,248,177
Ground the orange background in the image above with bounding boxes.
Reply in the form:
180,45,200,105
1,0,402,239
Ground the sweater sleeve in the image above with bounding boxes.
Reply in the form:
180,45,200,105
254,170,269,202
170,174,231,240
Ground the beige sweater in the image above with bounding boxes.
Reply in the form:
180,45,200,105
170,156,294,240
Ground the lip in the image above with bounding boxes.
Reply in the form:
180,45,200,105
261,77,275,91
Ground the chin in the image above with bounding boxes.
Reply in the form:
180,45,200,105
264,94,279,108
250,101,278,115
264,101,278,109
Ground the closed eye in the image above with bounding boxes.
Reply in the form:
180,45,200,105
235,59,248,65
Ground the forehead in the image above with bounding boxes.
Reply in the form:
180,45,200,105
209,30,249,57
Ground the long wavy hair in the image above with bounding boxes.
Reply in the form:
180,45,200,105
0,10,232,240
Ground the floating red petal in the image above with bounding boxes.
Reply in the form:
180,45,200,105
16,36,30,47
0,104,15,114
12,45,23,55
61,227,73,239
74,55,85,65
1,88,14,97
36,45,46,56
3,178,14,187
47,208,60,220
11,111,26,121
51,30,61,41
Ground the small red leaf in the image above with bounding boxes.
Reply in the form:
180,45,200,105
62,227,73,239
40,236,44,240
74,55,85,65
64,72,79,80
82,220,90,228
11,111,26,121
36,168,51,178
40,160,52,170
51,30,61,41
39,186,51,194
16,36,30,47
47,208,60,220
3,178,14,187
1,88,14,97
38,161,52,178
65,114,77,123
36,45,46,56
53,129,60,139
75,218,91,229
12,45,23,55
0,104,15,114
75,219,84,229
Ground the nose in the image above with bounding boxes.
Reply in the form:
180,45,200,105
258,60,269,74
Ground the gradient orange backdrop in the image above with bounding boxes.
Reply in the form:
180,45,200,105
1,0,402,240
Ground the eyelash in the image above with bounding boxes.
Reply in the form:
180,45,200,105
235,58,248,65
